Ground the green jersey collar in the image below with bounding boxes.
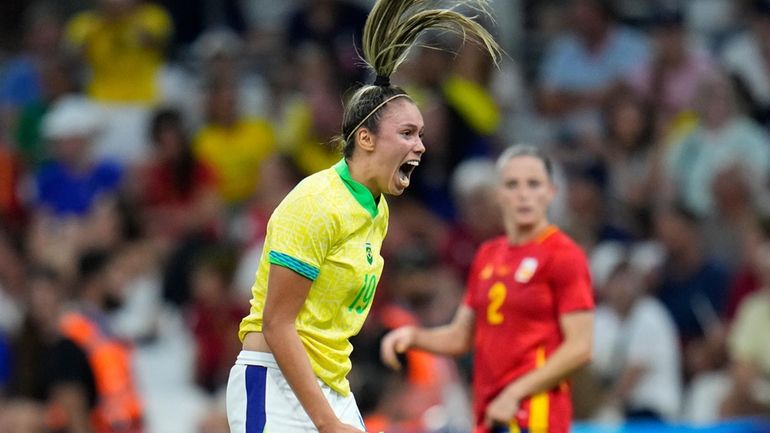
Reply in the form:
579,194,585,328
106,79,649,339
334,159,379,218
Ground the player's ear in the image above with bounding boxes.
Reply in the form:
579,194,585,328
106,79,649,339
356,127,376,152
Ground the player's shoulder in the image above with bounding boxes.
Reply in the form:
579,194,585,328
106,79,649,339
476,235,509,256
542,228,586,258
279,167,338,206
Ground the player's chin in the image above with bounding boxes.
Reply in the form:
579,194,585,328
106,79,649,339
387,185,407,196
387,174,410,195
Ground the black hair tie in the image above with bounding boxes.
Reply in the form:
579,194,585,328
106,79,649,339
373,75,391,87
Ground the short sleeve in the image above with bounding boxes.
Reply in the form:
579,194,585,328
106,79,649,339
549,246,594,315
265,194,337,281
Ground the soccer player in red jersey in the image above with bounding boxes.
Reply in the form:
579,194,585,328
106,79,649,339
381,144,594,433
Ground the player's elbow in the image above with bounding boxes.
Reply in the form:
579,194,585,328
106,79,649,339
261,313,289,342
572,337,593,367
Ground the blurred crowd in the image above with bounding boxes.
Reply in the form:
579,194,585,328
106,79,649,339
0,0,769,432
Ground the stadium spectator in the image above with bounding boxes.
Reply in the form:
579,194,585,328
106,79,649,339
652,203,730,379
665,70,770,217
135,108,221,245
0,2,62,139
441,158,504,279
0,230,29,337
5,268,77,416
591,248,682,421
64,0,174,164
186,245,244,394
701,164,767,276
0,139,24,233
33,96,122,218
720,242,770,418
538,0,649,142
721,0,770,125
599,88,663,237
627,7,716,130
193,78,276,207
285,0,369,84
561,169,634,251
65,0,172,105
278,43,347,176
13,55,78,171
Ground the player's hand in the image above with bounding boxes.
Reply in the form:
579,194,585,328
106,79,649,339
483,391,520,428
380,326,416,370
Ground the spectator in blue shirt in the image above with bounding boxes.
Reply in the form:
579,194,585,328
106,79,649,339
538,0,650,144
34,96,122,218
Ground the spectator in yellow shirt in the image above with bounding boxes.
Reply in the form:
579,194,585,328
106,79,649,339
65,0,172,104
194,78,276,206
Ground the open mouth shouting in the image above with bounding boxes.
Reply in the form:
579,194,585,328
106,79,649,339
397,159,420,189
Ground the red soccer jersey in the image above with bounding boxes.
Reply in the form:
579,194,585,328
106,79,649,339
462,226,594,433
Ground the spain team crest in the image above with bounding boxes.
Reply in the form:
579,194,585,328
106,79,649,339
365,242,373,265
515,257,539,283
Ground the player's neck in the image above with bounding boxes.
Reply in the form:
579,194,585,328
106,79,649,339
345,157,381,198
505,219,552,246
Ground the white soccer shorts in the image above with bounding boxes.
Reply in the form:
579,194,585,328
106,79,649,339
226,351,367,433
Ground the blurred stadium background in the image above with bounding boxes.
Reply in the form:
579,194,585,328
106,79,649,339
0,0,769,432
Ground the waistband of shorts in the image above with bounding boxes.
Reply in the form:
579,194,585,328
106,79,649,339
235,350,279,368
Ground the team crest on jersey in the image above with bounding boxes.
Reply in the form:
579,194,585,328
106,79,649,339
515,257,539,283
365,242,373,265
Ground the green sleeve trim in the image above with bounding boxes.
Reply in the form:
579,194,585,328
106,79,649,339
268,251,320,281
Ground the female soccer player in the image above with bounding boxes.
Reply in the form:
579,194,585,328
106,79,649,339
381,145,595,433
226,1,500,433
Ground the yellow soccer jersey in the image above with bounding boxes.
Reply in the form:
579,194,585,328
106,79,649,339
194,118,276,204
65,4,172,103
239,159,388,396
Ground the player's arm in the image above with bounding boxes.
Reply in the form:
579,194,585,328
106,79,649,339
381,304,475,370
484,311,593,426
262,265,365,433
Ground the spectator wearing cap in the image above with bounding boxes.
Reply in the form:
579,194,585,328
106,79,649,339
627,7,717,131
33,96,122,218
721,0,770,125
